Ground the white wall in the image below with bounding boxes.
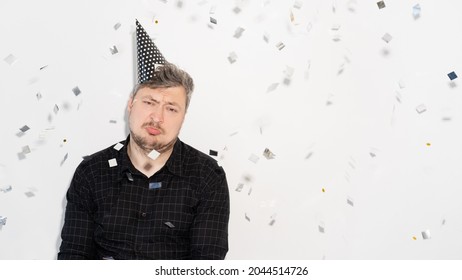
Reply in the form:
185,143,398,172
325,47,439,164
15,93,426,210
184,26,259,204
1,0,462,259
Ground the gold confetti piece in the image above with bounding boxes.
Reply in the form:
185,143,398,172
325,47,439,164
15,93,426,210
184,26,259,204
155,20,159,24
322,188,325,193
426,143,431,147
63,139,67,143
412,236,417,240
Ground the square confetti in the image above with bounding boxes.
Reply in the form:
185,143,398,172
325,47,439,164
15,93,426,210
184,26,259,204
0,216,7,227
4,54,18,65
25,191,35,198
113,143,124,151
149,182,162,190
248,153,260,164
108,158,118,167
416,104,427,114
209,150,218,156
267,83,279,93
235,183,244,192
22,146,31,154
227,52,238,64
148,149,160,160
421,229,431,240
382,33,393,43
234,27,245,38
20,125,30,133
448,71,458,81
72,86,81,96
109,45,119,55
276,42,285,50
114,22,121,30
210,17,217,24
263,148,276,159
413,4,421,19
377,1,385,9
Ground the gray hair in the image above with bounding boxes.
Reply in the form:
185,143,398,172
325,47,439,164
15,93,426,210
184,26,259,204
132,63,195,110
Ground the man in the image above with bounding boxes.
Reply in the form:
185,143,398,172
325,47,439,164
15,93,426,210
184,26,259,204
58,62,230,259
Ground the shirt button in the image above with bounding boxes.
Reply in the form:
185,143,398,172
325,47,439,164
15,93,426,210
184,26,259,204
140,212,147,218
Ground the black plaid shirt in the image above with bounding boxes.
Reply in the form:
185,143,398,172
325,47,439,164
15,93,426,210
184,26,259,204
58,136,229,260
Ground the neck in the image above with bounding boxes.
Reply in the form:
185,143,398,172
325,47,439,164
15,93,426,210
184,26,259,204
127,136,175,177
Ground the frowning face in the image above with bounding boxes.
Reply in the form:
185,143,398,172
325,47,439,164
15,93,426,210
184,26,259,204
127,86,187,154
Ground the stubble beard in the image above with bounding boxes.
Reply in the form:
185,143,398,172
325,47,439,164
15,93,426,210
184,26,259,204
130,128,177,155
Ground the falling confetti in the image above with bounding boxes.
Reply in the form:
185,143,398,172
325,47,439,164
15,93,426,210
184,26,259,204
235,183,244,192
60,153,68,166
318,224,325,233
293,1,303,9
415,104,427,114
322,188,325,193
248,153,260,164
36,92,42,100
3,54,18,65
245,213,251,222
148,149,160,160
39,65,48,70
209,150,218,156
412,236,417,240
53,104,59,114
382,33,393,43
0,185,12,193
108,158,118,167
234,27,245,38
248,187,252,196
347,197,354,207
377,1,386,9
426,143,431,147
228,52,238,64
25,191,35,198
421,229,431,240
164,221,175,228
305,152,313,160
210,17,217,24
276,42,285,50
267,83,279,93
72,86,81,96
149,182,162,190
109,120,117,124
233,6,241,14
413,4,421,19
19,125,30,133
0,216,7,230
22,146,31,154
126,172,134,182
263,148,276,159
114,22,121,30
448,71,458,81
263,33,270,43
109,45,119,55
113,143,124,151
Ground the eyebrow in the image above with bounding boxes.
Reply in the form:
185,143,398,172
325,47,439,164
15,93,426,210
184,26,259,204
142,96,181,108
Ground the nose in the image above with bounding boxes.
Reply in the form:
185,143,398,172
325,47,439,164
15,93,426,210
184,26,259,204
150,107,164,123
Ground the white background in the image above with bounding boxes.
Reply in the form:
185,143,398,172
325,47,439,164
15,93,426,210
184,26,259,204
1,0,462,259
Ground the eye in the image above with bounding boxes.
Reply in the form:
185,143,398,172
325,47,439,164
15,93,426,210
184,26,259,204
167,107,178,113
143,100,153,105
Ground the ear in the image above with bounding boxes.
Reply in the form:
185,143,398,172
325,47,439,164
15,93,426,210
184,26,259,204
127,97,134,113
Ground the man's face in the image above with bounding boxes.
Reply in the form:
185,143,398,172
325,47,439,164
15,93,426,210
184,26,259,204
127,86,187,153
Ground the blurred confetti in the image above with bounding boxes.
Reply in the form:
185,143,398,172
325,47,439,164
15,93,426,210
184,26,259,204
228,52,238,64
149,182,162,190
53,104,59,114
113,22,121,30
0,216,7,230
293,1,302,9
448,71,458,81
347,197,354,207
164,221,175,228
24,191,35,198
382,33,393,43
0,185,12,193
416,104,427,114
248,153,260,164
109,120,117,124
247,186,252,196
413,4,421,19
263,148,276,159
305,151,313,160
60,153,68,166
318,223,325,233
209,149,218,156
22,146,31,155
72,86,81,96
276,42,285,50
266,83,279,93
233,7,242,14
126,172,134,182
234,27,245,38
3,54,18,65
377,1,386,9
109,45,119,55
210,17,217,24
235,183,244,192
245,213,251,222
421,230,431,240
19,125,30,133
263,33,270,43
36,92,42,101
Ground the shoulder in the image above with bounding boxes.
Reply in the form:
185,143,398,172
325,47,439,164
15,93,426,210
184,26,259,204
75,140,126,174
178,140,225,178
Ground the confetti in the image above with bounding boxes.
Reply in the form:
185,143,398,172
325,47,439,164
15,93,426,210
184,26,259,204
248,153,260,164
36,92,42,100
149,182,162,190
347,0,357,12
263,33,270,43
413,4,421,19
426,143,431,147
305,152,313,160
448,71,458,81
60,153,68,166
412,236,417,240
102,256,114,260
148,149,160,160
382,33,392,43
276,42,285,50
0,185,12,193
269,219,276,226
331,24,341,31
293,1,303,9
17,152,26,160
19,125,30,133
209,150,218,156
267,83,279,93
442,219,446,226
176,0,183,8
72,86,81,96
234,27,245,38
209,5,216,14
109,120,117,124
248,187,252,196
416,104,427,114
22,146,31,154
25,191,35,198
39,65,48,70
109,45,119,55
3,54,18,65
243,174,252,183
347,197,354,207
235,183,244,192
421,229,431,240
263,148,276,159
108,158,118,167
318,224,325,233
233,6,242,14
0,216,7,230
164,221,175,228
114,22,121,30
126,172,134,182
53,104,59,114
113,143,124,151
377,1,385,9
245,213,251,222
227,52,238,64
322,188,325,193
210,17,217,24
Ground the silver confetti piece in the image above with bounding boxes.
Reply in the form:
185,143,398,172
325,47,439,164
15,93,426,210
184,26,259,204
109,45,118,55
377,1,386,9
276,42,285,50
53,104,59,114
263,148,276,159
234,27,245,38
293,1,303,9
4,54,18,65
25,191,35,198
126,172,134,182
305,152,313,160
20,125,30,133
108,158,117,167
413,4,421,19
382,33,393,43
248,154,259,164
22,146,31,154
233,6,241,14
0,185,12,193
228,52,238,64
248,187,252,196
263,33,270,43
72,86,81,96
416,104,427,114
421,229,431,240
0,216,7,227
164,221,175,228
347,197,354,207
109,120,117,124
235,183,244,192
245,213,251,222
318,224,325,233
113,143,124,151
113,22,121,30
267,83,279,93
36,92,42,100
210,17,217,24
60,153,68,166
